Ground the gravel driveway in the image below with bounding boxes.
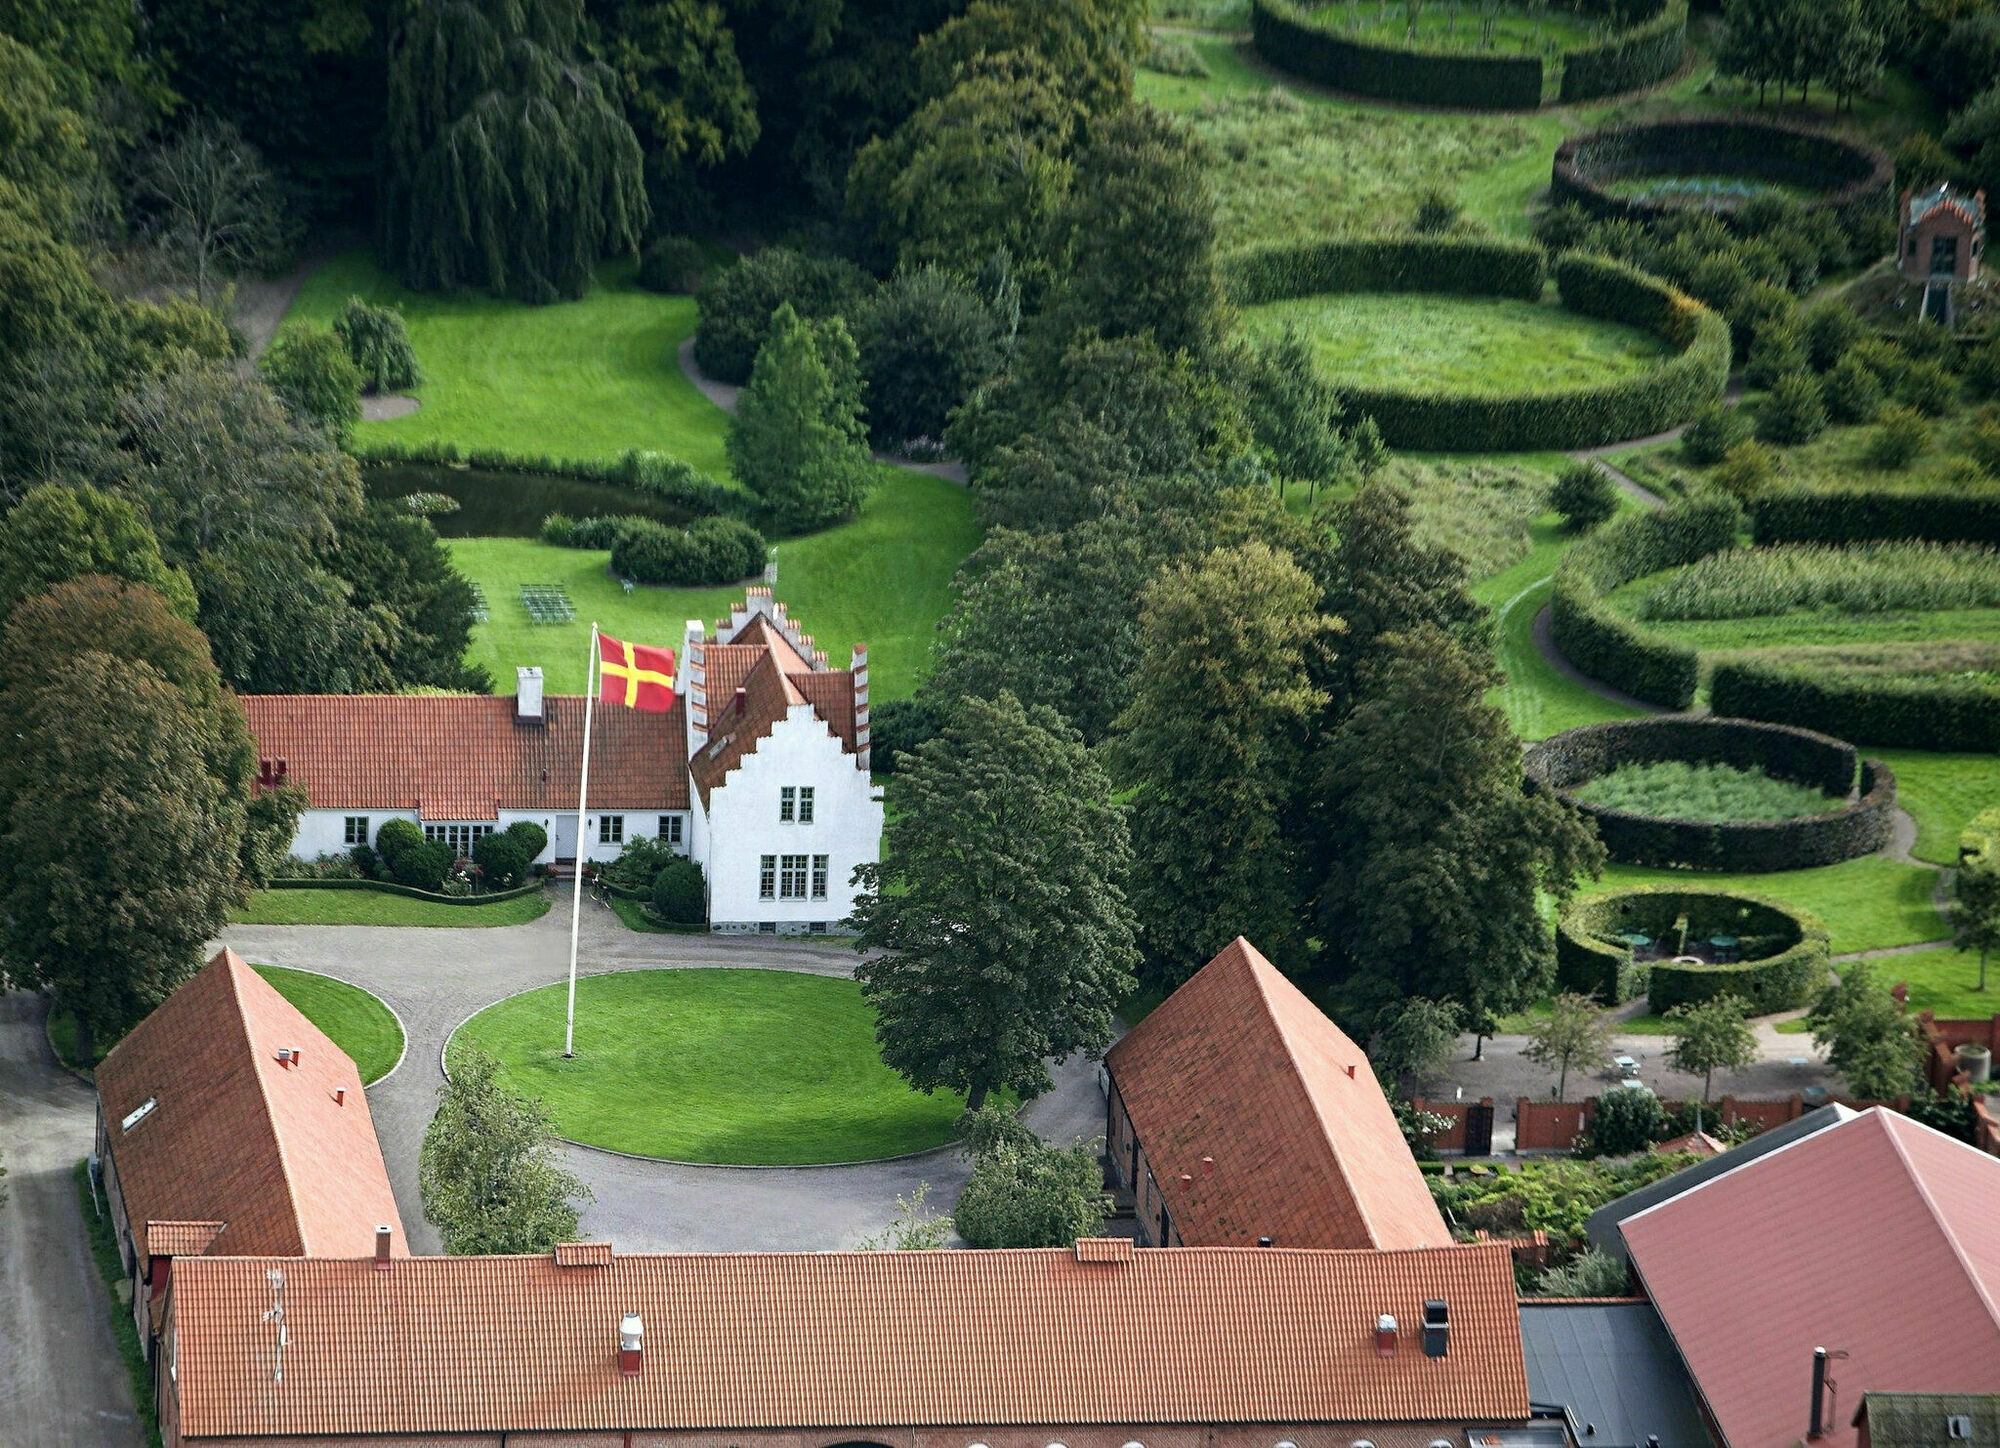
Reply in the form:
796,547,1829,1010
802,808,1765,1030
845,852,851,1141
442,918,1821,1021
216,892,1108,1253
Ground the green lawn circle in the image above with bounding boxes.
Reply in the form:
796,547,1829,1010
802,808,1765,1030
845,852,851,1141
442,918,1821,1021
448,969,970,1165
254,966,405,1085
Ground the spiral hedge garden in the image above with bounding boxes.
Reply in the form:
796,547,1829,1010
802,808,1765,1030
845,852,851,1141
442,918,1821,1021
1556,885,1831,1010
1249,0,1686,110
1551,117,1894,226
1523,717,1897,871
1218,238,1729,451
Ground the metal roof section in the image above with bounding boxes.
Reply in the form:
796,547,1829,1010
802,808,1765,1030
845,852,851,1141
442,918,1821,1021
1520,1301,1711,1448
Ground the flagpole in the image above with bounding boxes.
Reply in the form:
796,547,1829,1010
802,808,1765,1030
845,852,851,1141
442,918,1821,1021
564,622,599,1059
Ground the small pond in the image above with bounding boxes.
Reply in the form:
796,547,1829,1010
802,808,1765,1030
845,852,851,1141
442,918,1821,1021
364,462,692,538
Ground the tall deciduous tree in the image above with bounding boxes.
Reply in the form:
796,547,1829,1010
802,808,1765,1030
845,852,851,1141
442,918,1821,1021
1953,854,2000,993
0,35,99,236
1371,996,1463,1091
726,302,872,534
1807,962,1924,1100
130,117,290,306
1115,541,1333,984
914,0,1144,116
1664,994,1758,1101
0,482,196,621
851,691,1139,1111
590,0,759,194
0,578,260,1058
381,0,647,302
1524,993,1615,1101
420,1046,593,1253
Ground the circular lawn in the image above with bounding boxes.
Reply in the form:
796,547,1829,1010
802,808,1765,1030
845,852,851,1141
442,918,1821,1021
255,966,404,1085
449,969,970,1165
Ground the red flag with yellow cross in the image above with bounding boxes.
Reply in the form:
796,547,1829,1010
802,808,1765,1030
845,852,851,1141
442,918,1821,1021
597,633,676,711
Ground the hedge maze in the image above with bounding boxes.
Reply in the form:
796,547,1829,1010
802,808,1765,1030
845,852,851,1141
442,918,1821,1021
1523,717,1897,871
1250,0,1687,110
1556,884,1831,1011
1219,238,1729,451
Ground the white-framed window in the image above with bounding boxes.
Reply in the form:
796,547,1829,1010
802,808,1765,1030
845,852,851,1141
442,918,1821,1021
779,786,795,822
759,855,776,900
658,814,682,845
599,814,624,845
344,816,370,846
780,854,809,899
811,854,828,900
798,786,815,823
424,823,494,855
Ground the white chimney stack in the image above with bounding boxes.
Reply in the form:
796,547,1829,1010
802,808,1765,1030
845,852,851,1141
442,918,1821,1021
516,667,545,725
618,1312,645,1375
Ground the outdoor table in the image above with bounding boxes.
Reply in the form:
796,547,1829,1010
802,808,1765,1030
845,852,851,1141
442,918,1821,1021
1619,932,1652,951
1709,934,1741,962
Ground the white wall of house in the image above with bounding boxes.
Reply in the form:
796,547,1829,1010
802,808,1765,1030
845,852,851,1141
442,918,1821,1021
702,704,883,932
284,807,690,865
289,808,419,862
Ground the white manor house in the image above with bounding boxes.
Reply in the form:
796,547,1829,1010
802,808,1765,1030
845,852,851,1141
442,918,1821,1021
242,590,884,933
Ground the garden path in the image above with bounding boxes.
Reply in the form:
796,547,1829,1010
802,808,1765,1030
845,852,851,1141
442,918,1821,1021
214,893,1106,1254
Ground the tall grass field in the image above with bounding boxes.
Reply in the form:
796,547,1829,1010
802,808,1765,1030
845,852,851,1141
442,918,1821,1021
1640,542,2000,621
1572,760,1840,822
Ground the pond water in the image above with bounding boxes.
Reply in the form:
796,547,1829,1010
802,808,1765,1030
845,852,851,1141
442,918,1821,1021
364,462,692,538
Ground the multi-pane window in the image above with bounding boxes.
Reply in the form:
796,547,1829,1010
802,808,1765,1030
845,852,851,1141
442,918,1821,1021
811,854,829,900
344,816,370,846
599,814,624,845
424,823,493,855
759,855,776,899
780,854,809,899
658,814,683,845
779,787,795,822
798,786,815,824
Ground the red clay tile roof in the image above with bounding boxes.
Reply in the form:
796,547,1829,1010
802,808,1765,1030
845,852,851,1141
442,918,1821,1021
688,647,862,806
1622,1107,2000,1448
1107,938,1451,1251
147,1221,226,1259
95,950,406,1269
169,1243,1528,1439
240,693,689,818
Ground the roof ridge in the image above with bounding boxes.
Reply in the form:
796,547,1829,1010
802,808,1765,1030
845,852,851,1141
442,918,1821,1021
1876,1109,2000,1337
220,953,312,1257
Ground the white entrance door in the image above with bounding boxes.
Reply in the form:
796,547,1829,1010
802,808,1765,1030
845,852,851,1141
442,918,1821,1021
553,812,578,861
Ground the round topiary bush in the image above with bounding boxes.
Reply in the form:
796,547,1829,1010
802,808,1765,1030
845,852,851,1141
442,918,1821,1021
1556,884,1831,1012
651,855,707,924
1523,717,1897,871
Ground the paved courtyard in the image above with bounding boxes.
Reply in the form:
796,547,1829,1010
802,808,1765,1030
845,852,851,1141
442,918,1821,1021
216,893,1107,1254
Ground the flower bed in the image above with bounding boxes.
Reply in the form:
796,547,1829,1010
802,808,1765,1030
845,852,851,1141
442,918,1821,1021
1557,884,1830,1010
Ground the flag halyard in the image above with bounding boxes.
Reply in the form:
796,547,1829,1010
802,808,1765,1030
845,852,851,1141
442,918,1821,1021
597,634,676,711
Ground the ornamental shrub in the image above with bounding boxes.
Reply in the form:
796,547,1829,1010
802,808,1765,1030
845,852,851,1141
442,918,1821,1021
953,1129,1109,1249
853,265,1004,448
1969,413,2000,477
1865,406,1930,470
637,234,710,294
1584,1088,1669,1158
471,830,531,888
1822,353,1885,424
1802,300,1863,373
611,516,767,585
1711,440,1775,500
332,296,421,392
376,818,452,890
258,324,362,440
1755,372,1827,446
1678,403,1749,466
1744,321,1808,390
692,245,876,385
651,855,707,923
1553,461,1620,532
374,818,424,876
1895,357,1960,418
870,697,947,774
505,819,548,860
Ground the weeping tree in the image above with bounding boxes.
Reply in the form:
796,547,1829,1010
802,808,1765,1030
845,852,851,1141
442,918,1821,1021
380,0,648,303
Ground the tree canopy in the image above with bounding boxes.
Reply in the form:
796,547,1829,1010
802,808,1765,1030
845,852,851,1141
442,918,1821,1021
420,1046,594,1254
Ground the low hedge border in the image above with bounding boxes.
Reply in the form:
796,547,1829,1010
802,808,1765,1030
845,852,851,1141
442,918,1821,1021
1709,660,2000,753
1751,487,2000,547
1250,0,1683,110
354,441,747,520
1551,116,1894,225
1557,885,1830,1012
264,877,547,905
1220,244,1730,452
1549,493,1739,708
1523,717,1897,872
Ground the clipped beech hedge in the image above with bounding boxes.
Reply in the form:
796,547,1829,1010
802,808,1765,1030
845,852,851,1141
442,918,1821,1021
1709,660,2000,753
1522,717,1898,871
1219,235,1546,307
1548,494,1739,708
1551,117,1894,225
1557,2,1687,102
1250,0,1541,109
1557,885,1829,1012
1751,487,2000,547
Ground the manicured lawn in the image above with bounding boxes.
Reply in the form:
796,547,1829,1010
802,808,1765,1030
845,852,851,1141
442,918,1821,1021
229,887,551,927
1854,945,1999,1019
448,468,979,701
451,969,973,1164
1239,294,1669,394
284,251,732,477
1877,750,2000,866
254,966,405,1083
1584,856,1948,956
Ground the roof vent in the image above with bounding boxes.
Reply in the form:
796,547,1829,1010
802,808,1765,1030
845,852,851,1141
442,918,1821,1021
619,1312,644,1375
1950,1419,1973,1441
516,667,545,725
276,1047,293,1068
1375,1314,1397,1357
1257,1236,1274,1247
1422,1298,1449,1358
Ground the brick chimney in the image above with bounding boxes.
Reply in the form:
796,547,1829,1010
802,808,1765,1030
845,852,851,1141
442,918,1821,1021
1376,1313,1398,1357
374,1226,392,1270
618,1312,645,1375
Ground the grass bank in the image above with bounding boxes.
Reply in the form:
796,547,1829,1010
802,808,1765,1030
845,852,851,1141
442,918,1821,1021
254,966,405,1083
229,886,551,928
1584,856,1947,956
76,1162,162,1448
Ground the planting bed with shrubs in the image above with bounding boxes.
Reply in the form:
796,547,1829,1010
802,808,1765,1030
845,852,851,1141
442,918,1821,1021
1523,717,1896,871
1556,884,1830,1010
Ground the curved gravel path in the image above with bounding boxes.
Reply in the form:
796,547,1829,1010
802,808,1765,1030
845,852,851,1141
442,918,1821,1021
215,893,1106,1254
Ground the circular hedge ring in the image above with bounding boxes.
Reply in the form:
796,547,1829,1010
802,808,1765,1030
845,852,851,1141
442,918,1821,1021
1551,117,1893,225
1556,885,1831,1012
1522,717,1896,872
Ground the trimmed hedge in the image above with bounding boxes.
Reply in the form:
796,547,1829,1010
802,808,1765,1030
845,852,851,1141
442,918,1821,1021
1551,117,1894,226
355,443,744,518
1557,2,1687,102
1523,717,1898,871
264,877,546,905
1557,885,1829,1012
1250,0,1542,109
611,515,769,587
1963,806,2000,863
1549,494,1740,708
1219,235,1546,307
1709,659,2000,753
1751,487,2000,546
